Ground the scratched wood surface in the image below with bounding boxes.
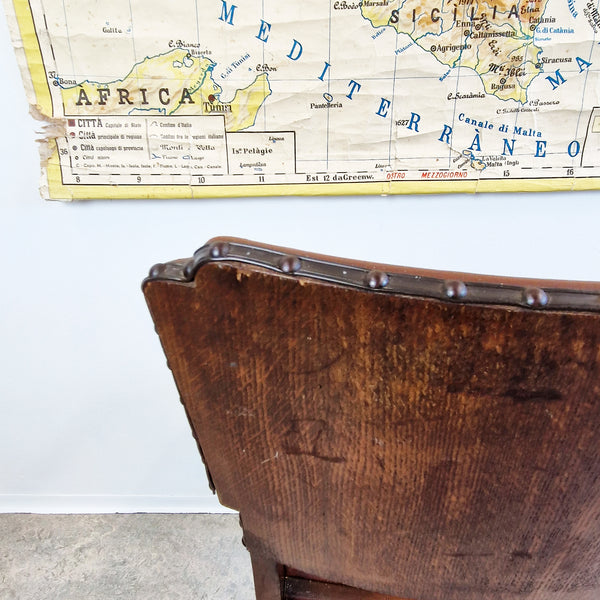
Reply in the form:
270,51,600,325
144,259,600,600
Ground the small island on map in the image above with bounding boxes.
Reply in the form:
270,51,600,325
362,0,547,102
60,49,272,132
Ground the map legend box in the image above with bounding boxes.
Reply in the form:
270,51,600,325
60,115,229,184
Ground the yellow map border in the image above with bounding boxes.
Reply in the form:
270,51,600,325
10,0,596,199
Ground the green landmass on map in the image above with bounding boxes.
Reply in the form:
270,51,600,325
61,49,271,131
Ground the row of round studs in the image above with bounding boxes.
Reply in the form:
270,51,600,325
188,241,550,309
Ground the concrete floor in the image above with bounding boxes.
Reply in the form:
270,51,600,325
0,513,255,599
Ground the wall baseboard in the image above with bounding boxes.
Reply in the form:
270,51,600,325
0,495,233,514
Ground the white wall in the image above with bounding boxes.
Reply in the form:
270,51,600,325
1,9,600,514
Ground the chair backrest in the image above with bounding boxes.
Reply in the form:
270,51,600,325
143,238,600,600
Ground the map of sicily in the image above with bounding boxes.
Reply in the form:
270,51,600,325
5,0,600,198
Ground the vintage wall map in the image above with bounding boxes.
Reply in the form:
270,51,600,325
4,0,600,198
